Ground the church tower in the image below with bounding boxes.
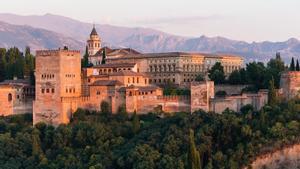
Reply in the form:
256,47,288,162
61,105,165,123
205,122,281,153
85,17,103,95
87,25,101,56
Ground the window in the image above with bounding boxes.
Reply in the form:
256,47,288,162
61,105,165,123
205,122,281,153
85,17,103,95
66,89,68,93
96,91,101,95
46,89,50,93
8,93,12,101
137,77,139,83
128,78,130,83
42,89,45,93
52,88,55,93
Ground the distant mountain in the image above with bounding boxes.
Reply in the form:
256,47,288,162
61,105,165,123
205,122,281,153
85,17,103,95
0,13,299,62
0,21,83,52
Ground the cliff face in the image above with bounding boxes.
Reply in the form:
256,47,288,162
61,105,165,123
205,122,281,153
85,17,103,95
247,144,300,169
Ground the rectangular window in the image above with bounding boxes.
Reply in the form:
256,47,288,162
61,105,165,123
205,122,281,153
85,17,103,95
52,88,55,93
46,89,49,93
42,89,45,93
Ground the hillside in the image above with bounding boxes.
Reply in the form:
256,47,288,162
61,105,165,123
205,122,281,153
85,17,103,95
0,13,300,62
0,21,83,52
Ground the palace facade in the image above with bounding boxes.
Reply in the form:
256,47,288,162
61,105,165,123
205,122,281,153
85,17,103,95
87,27,244,86
0,27,273,126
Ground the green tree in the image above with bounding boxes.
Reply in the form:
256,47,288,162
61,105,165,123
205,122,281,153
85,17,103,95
82,46,89,68
117,104,128,121
290,57,295,71
228,70,242,85
246,62,266,89
208,62,225,84
296,60,300,71
266,56,285,88
195,74,204,82
32,129,43,157
101,48,106,64
132,112,140,134
268,77,278,107
0,54,5,82
100,101,110,114
187,129,201,169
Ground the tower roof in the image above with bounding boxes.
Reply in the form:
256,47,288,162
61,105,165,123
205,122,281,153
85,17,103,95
90,25,98,36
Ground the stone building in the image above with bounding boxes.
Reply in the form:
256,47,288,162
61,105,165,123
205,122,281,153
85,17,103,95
33,49,82,125
105,52,243,86
30,47,268,126
0,79,34,116
280,71,300,100
86,27,244,86
87,25,101,56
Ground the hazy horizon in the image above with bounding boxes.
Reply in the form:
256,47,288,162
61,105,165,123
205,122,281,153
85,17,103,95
1,0,300,42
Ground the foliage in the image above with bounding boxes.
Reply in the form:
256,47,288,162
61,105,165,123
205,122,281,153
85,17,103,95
81,46,90,68
208,62,225,84
0,47,35,82
290,57,295,71
227,54,286,89
100,101,110,115
187,129,201,169
268,77,278,107
101,48,106,64
0,99,300,168
195,74,205,82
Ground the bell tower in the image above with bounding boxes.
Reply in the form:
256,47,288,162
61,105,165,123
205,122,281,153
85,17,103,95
87,25,101,56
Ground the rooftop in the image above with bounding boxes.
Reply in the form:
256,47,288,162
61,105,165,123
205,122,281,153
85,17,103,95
90,80,123,86
93,63,136,69
119,85,160,92
106,52,243,60
109,70,146,77
90,26,98,36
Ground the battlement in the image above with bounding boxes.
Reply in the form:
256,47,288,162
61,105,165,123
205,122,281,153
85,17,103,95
36,49,81,57
157,95,190,101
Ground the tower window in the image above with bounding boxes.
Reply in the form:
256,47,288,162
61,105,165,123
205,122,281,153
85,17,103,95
52,88,55,93
46,89,50,93
42,89,45,93
8,93,12,102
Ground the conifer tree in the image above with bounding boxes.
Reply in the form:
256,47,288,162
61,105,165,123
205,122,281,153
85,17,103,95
296,60,300,71
268,77,278,107
0,57,5,82
101,48,106,64
82,46,89,68
187,129,201,169
290,57,295,71
32,129,43,157
132,111,140,134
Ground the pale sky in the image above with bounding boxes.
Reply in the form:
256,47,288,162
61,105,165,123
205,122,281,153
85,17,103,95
1,0,300,42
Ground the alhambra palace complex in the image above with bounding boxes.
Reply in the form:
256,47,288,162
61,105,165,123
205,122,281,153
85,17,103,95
0,27,299,125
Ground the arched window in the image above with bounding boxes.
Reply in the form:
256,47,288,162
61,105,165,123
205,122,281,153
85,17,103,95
8,93,12,102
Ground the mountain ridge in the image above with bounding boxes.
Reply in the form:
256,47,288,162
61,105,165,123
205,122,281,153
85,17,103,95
0,13,299,62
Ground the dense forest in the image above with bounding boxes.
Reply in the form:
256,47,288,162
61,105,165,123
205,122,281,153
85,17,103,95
0,47,35,84
0,97,300,169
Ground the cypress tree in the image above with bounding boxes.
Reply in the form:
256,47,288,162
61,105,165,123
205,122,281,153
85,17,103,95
187,129,201,169
290,57,295,71
0,55,5,82
268,77,278,107
32,129,43,156
101,48,106,64
296,60,300,71
82,46,89,68
132,111,140,134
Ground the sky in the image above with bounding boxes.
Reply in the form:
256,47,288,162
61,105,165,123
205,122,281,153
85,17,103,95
1,0,300,42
